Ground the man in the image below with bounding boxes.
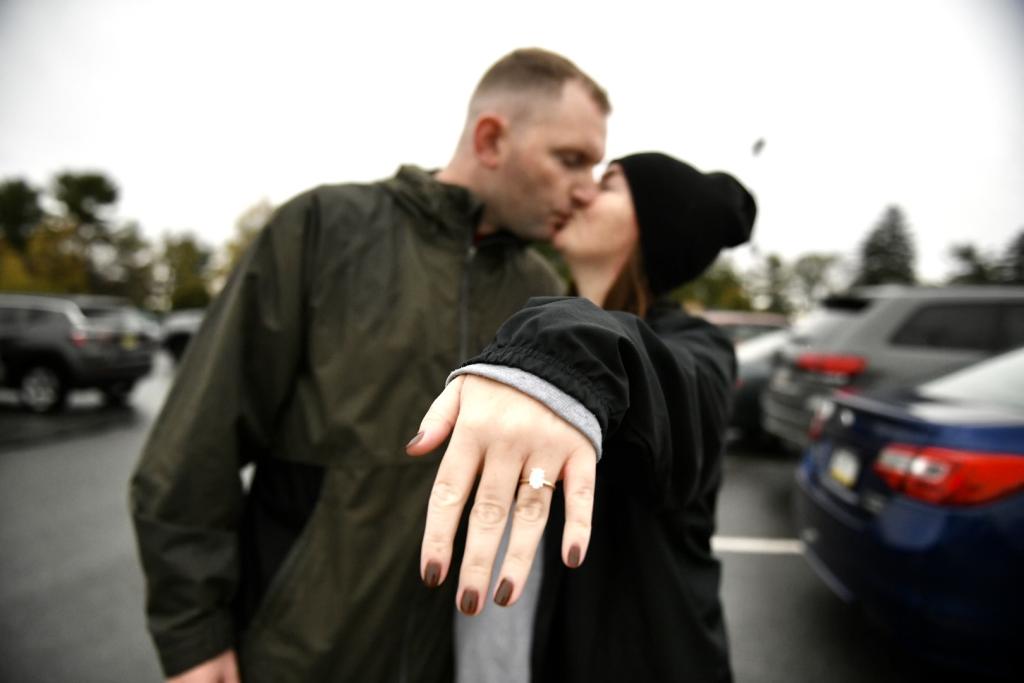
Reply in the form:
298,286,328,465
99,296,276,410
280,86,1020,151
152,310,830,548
130,48,609,682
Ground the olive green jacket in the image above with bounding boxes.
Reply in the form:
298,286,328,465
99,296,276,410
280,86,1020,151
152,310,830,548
129,166,563,681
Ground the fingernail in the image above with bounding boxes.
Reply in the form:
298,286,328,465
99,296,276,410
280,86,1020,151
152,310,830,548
460,589,479,615
494,579,514,606
406,431,424,449
423,561,441,588
567,545,581,568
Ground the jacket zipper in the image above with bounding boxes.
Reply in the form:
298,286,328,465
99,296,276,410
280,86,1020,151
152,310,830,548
458,240,478,362
399,235,478,683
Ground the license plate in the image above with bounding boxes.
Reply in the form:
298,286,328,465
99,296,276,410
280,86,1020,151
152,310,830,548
121,334,137,350
828,448,861,488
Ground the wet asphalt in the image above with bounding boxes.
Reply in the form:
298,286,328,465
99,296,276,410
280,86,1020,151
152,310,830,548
0,355,995,682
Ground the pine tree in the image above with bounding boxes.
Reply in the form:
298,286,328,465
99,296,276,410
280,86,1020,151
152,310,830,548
854,205,916,286
1000,228,1024,284
947,244,998,285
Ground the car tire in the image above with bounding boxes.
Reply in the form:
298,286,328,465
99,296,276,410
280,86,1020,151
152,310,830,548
101,381,135,407
19,364,69,414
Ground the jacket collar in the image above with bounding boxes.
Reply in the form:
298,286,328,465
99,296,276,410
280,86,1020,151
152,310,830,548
384,165,483,246
384,165,529,252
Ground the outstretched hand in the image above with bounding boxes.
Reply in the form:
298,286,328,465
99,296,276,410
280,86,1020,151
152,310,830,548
167,650,239,683
407,375,597,615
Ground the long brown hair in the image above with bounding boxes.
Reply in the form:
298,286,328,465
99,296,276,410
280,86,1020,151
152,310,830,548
602,245,654,318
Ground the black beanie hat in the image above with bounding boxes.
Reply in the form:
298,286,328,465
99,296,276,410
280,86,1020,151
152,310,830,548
614,152,756,295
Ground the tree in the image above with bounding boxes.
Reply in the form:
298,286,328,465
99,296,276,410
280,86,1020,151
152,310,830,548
0,178,43,256
0,169,166,306
746,253,793,314
999,228,1024,284
217,199,275,285
791,253,840,311
854,205,916,286
947,243,998,285
159,233,213,310
97,222,157,307
17,221,90,293
53,172,118,229
673,258,753,311
49,171,123,293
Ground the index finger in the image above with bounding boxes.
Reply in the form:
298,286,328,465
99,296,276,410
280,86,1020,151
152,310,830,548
420,427,481,589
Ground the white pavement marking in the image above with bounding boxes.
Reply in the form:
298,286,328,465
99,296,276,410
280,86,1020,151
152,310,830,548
712,536,805,555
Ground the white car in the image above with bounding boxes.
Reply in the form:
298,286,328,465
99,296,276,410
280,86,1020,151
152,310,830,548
160,309,205,362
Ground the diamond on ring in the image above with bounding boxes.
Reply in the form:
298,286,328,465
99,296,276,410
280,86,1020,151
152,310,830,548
528,467,546,490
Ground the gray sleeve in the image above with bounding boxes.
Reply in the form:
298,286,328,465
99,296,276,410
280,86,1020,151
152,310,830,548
447,363,603,461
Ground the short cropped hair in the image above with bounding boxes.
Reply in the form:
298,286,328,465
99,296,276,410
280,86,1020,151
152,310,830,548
472,48,611,115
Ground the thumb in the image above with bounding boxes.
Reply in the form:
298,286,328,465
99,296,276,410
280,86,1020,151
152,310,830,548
406,375,464,456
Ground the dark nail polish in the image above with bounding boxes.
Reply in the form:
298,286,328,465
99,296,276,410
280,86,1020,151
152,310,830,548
494,579,514,606
567,545,581,568
406,431,424,449
423,561,441,588
460,589,479,615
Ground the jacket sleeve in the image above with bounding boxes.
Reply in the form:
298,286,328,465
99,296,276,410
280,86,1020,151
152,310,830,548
460,296,736,506
128,191,320,676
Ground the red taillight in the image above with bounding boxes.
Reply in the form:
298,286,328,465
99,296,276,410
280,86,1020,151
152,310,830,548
796,353,866,376
873,443,1024,505
70,329,88,348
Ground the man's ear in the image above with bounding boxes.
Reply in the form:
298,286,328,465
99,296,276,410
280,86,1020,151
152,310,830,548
472,114,507,169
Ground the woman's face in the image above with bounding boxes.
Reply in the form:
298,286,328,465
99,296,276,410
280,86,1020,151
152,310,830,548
551,163,639,271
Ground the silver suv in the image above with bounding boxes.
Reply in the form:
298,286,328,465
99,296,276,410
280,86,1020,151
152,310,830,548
0,294,157,412
761,285,1024,450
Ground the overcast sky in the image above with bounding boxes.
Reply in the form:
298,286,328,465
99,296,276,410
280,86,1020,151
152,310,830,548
1,0,1022,282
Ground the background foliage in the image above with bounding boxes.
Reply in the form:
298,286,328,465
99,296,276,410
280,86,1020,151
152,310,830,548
2,171,1022,318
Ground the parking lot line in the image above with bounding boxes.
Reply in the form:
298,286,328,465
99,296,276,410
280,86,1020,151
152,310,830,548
712,536,804,555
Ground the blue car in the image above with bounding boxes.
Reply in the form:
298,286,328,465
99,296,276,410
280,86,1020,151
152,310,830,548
794,346,1024,678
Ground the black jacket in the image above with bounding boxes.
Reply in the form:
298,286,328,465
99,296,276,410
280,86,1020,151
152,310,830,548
462,297,735,682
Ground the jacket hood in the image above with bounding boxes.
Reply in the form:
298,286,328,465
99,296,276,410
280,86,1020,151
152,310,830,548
383,166,484,244
383,166,532,252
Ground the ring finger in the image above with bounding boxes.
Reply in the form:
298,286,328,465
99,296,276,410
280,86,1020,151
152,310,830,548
490,462,558,608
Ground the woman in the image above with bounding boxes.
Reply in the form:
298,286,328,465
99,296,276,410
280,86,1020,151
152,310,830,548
451,152,755,682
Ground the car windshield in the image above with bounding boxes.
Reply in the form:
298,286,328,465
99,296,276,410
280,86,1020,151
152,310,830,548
80,306,123,320
918,346,1024,411
79,305,157,333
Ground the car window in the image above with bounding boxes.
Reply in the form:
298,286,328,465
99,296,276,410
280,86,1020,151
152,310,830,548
80,306,124,322
0,307,25,328
27,309,65,325
890,304,998,351
997,304,1024,351
919,346,1024,411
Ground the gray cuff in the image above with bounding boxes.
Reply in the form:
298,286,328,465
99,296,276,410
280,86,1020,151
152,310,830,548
447,364,603,460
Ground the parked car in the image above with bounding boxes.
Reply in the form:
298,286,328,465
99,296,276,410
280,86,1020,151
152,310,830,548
731,328,791,443
160,308,204,362
794,346,1024,677
761,286,1024,450
700,309,788,344
0,293,156,412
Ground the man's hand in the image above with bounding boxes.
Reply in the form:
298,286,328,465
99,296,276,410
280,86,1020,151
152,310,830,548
407,375,597,615
167,650,239,683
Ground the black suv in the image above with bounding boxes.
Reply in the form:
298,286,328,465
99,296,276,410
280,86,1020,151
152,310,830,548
0,294,157,412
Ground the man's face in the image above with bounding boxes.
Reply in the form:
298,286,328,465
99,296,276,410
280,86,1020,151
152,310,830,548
488,80,608,241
